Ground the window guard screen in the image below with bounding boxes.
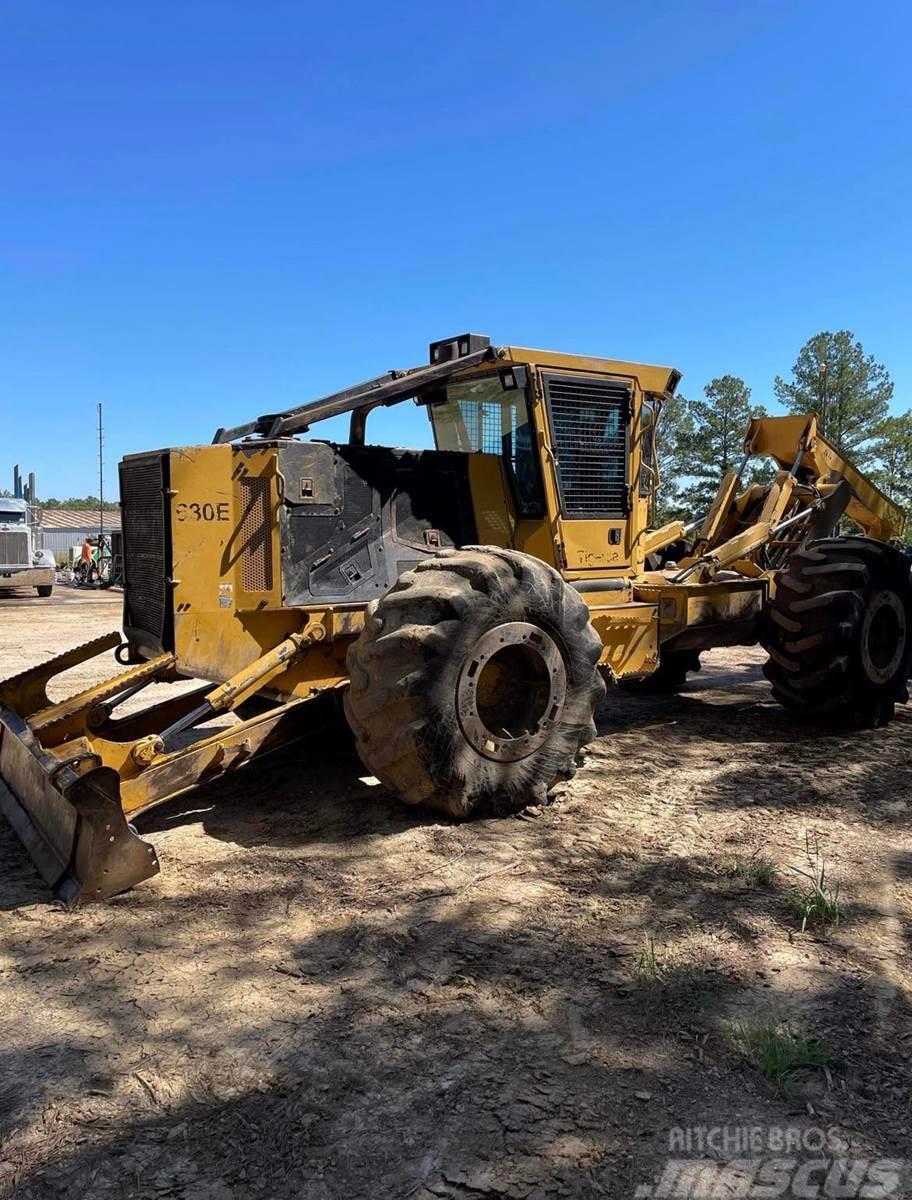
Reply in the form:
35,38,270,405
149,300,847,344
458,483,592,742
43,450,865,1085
542,374,631,519
429,374,543,516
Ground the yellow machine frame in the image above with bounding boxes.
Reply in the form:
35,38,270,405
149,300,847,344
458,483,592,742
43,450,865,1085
0,337,904,901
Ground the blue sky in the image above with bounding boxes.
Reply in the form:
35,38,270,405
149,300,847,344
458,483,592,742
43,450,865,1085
1,0,910,499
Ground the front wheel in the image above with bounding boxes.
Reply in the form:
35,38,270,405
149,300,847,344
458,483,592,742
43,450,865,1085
762,536,912,727
344,547,606,818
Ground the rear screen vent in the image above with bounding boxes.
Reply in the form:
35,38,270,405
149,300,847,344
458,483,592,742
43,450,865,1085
239,476,274,592
119,453,172,653
542,375,630,519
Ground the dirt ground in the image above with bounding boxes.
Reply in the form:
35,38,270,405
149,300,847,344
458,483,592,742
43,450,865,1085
1,587,911,1199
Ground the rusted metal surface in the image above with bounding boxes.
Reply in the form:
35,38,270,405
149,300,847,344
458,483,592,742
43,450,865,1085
0,706,158,903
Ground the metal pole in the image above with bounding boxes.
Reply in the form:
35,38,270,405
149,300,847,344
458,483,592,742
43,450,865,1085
98,402,104,562
818,361,828,438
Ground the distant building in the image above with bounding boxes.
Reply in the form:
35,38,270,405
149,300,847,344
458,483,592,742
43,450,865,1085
37,509,122,560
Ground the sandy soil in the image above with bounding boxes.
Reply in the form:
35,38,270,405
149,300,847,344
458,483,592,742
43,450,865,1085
0,586,910,1199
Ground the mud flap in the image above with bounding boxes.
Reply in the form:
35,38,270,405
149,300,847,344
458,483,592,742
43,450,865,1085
0,707,159,904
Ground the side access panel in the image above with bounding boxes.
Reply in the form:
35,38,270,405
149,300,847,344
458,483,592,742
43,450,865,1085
277,442,482,606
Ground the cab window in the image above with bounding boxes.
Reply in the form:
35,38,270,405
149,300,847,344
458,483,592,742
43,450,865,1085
429,372,544,517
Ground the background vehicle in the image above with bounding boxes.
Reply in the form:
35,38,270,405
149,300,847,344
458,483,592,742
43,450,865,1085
71,534,123,589
0,334,907,902
0,470,55,598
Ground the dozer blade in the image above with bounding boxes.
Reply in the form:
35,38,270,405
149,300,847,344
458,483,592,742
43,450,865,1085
0,706,159,905
0,622,340,904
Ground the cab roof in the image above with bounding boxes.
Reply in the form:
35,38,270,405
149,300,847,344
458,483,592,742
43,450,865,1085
213,333,680,444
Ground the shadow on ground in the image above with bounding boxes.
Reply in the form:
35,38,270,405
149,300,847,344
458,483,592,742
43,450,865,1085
1,649,911,1198
2,852,910,1200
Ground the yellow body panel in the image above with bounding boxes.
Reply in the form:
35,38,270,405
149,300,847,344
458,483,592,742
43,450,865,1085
169,445,349,696
587,602,659,679
467,454,517,546
635,577,766,646
500,345,676,397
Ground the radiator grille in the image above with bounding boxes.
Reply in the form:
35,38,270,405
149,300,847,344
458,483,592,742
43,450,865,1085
119,455,170,646
0,531,29,566
239,476,273,592
544,375,630,519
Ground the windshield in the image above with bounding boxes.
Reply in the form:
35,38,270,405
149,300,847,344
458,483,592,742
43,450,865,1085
429,372,543,516
0,510,26,525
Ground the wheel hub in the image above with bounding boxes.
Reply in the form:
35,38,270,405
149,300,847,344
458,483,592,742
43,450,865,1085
860,589,907,685
456,622,567,763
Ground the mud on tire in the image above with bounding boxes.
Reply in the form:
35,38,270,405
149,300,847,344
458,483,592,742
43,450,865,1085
762,536,912,728
344,547,606,818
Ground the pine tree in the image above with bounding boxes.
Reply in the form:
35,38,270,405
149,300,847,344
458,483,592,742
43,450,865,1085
774,331,891,463
677,376,767,515
653,390,694,524
870,412,912,522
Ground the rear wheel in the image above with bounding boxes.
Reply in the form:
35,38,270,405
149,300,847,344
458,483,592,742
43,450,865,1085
344,547,606,818
36,585,53,598
762,536,912,727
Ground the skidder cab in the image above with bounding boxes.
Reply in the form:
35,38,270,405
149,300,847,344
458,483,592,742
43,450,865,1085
0,334,907,902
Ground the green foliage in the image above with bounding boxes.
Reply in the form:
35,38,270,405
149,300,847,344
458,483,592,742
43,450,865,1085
676,376,768,515
870,412,912,521
652,376,769,523
38,496,119,511
720,852,777,887
774,331,892,463
632,937,721,1016
634,937,662,986
729,1021,831,1091
652,331,900,530
784,831,842,932
653,391,695,523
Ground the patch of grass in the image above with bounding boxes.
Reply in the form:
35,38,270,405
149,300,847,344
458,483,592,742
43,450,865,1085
720,852,777,887
729,1021,832,1091
634,937,662,986
784,832,842,932
633,937,721,1014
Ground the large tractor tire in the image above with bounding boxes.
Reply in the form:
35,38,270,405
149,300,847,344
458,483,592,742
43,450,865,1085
344,546,606,818
762,536,912,728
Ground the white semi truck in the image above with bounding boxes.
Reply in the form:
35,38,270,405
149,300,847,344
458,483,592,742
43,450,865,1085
0,494,56,598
